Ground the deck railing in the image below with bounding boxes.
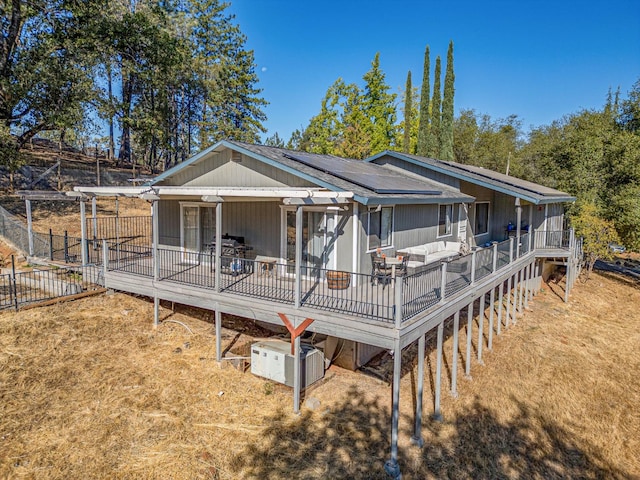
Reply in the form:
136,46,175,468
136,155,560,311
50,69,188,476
0,260,102,311
102,230,575,326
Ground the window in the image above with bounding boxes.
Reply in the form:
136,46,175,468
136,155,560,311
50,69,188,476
368,206,393,250
438,204,452,237
474,202,489,236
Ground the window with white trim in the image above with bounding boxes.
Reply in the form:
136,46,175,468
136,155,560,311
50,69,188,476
368,206,393,250
438,204,452,237
474,202,490,236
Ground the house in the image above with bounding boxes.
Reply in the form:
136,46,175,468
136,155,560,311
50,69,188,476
72,140,579,479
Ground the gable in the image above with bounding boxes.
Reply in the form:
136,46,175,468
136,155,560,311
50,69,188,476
156,148,316,188
371,154,460,190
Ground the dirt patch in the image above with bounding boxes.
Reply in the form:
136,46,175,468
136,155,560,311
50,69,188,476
0,195,150,237
0,272,638,479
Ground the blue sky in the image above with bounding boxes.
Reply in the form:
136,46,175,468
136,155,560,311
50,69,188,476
228,0,640,142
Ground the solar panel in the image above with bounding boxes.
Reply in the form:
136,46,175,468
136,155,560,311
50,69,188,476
283,152,441,195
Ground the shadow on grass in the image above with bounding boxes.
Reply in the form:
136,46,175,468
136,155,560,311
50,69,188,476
230,388,630,479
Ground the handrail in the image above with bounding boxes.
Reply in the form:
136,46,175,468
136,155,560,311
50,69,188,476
100,230,577,327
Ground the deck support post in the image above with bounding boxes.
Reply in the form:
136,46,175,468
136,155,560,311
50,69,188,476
385,337,403,479
497,282,504,335
214,202,222,293
505,274,512,328
488,286,495,350
477,292,485,364
294,205,303,308
434,321,444,421
465,300,474,379
215,309,222,363
25,199,34,257
511,270,520,325
80,199,88,266
153,296,159,327
450,311,460,397
411,334,425,447
518,267,525,312
293,335,301,415
527,261,534,303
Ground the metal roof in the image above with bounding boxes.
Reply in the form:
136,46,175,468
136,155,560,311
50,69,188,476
366,151,576,205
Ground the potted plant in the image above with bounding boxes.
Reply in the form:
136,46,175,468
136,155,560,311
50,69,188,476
326,270,350,290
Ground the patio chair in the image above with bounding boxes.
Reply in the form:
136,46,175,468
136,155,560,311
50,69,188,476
395,254,410,277
371,253,392,287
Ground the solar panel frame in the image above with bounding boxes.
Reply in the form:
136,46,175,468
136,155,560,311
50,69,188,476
283,152,441,195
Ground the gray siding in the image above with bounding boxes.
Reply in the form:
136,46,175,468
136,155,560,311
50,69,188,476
158,200,181,247
157,199,281,256
334,205,354,272
158,149,315,188
223,202,281,257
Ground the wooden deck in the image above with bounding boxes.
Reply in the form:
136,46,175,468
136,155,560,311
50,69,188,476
100,231,578,348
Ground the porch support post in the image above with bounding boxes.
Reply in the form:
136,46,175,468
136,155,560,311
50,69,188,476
497,281,504,335
528,204,534,252
293,334,301,414
152,200,159,328
488,286,495,350
451,311,460,397
294,205,303,308
411,334,425,447
215,309,222,363
25,199,34,257
384,337,403,480
492,242,498,273
477,292,485,364
515,197,522,258
465,300,474,379
91,196,97,246
215,202,222,293
434,320,444,421
352,203,359,287
80,199,88,266
152,200,159,281
470,250,476,284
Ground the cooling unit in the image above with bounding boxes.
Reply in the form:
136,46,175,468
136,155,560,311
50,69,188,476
251,340,324,388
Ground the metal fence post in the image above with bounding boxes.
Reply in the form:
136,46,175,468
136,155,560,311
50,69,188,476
63,231,69,263
49,229,54,261
11,255,18,311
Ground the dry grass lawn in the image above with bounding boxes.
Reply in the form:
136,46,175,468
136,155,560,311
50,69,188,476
1,271,639,479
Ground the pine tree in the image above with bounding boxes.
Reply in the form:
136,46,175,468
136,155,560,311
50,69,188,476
362,52,397,154
417,45,431,156
428,56,442,158
440,41,455,160
403,71,412,153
